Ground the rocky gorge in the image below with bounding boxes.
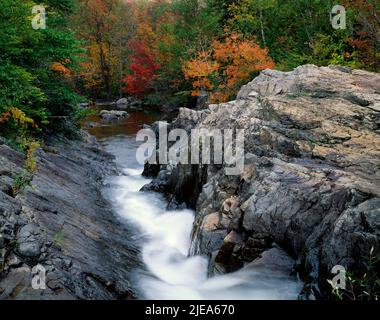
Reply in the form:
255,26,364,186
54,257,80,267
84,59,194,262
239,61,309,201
142,65,380,299
0,64,379,300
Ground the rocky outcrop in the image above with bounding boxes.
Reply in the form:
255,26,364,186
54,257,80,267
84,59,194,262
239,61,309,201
142,65,380,299
0,133,138,299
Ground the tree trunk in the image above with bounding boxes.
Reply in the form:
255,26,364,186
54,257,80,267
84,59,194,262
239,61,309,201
259,2,266,47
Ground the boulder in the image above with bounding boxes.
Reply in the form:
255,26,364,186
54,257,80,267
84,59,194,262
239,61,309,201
16,224,42,258
77,102,89,108
116,98,130,107
115,97,142,110
99,110,129,121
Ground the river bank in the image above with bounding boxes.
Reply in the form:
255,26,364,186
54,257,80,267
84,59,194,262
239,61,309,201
0,132,139,299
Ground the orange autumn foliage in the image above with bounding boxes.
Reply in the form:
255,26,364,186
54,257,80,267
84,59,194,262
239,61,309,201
51,62,72,77
183,33,275,103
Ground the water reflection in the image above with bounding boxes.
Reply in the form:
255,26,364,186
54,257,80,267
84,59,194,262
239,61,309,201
84,105,161,139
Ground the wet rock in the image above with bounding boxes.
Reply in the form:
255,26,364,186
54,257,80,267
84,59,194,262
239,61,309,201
116,97,142,110
193,213,227,256
213,231,244,273
141,161,161,179
5,253,23,269
0,268,33,299
248,246,296,273
116,98,130,108
18,242,42,259
0,175,13,195
240,234,273,262
0,189,22,218
140,169,172,193
16,224,42,258
99,110,129,121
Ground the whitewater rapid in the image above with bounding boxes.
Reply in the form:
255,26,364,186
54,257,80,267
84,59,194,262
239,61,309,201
103,135,302,300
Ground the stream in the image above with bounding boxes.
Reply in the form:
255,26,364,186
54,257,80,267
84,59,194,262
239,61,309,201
86,107,302,300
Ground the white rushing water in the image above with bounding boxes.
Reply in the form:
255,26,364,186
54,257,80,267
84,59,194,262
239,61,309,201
103,135,302,300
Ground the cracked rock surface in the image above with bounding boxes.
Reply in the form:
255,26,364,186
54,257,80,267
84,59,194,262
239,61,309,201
0,132,139,299
143,65,380,299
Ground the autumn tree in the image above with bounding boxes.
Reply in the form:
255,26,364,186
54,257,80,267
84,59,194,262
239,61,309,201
342,0,380,71
70,0,378,106
123,40,160,98
123,0,224,105
73,0,133,97
183,33,275,103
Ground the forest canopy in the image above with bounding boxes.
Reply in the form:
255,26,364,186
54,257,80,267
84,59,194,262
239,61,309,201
72,0,379,104
0,0,379,138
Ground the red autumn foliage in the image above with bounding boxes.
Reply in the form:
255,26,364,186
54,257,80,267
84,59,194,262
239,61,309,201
123,40,160,98
0,112,11,127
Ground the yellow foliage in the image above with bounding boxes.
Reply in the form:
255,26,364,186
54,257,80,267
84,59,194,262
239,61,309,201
22,139,41,173
9,107,35,129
